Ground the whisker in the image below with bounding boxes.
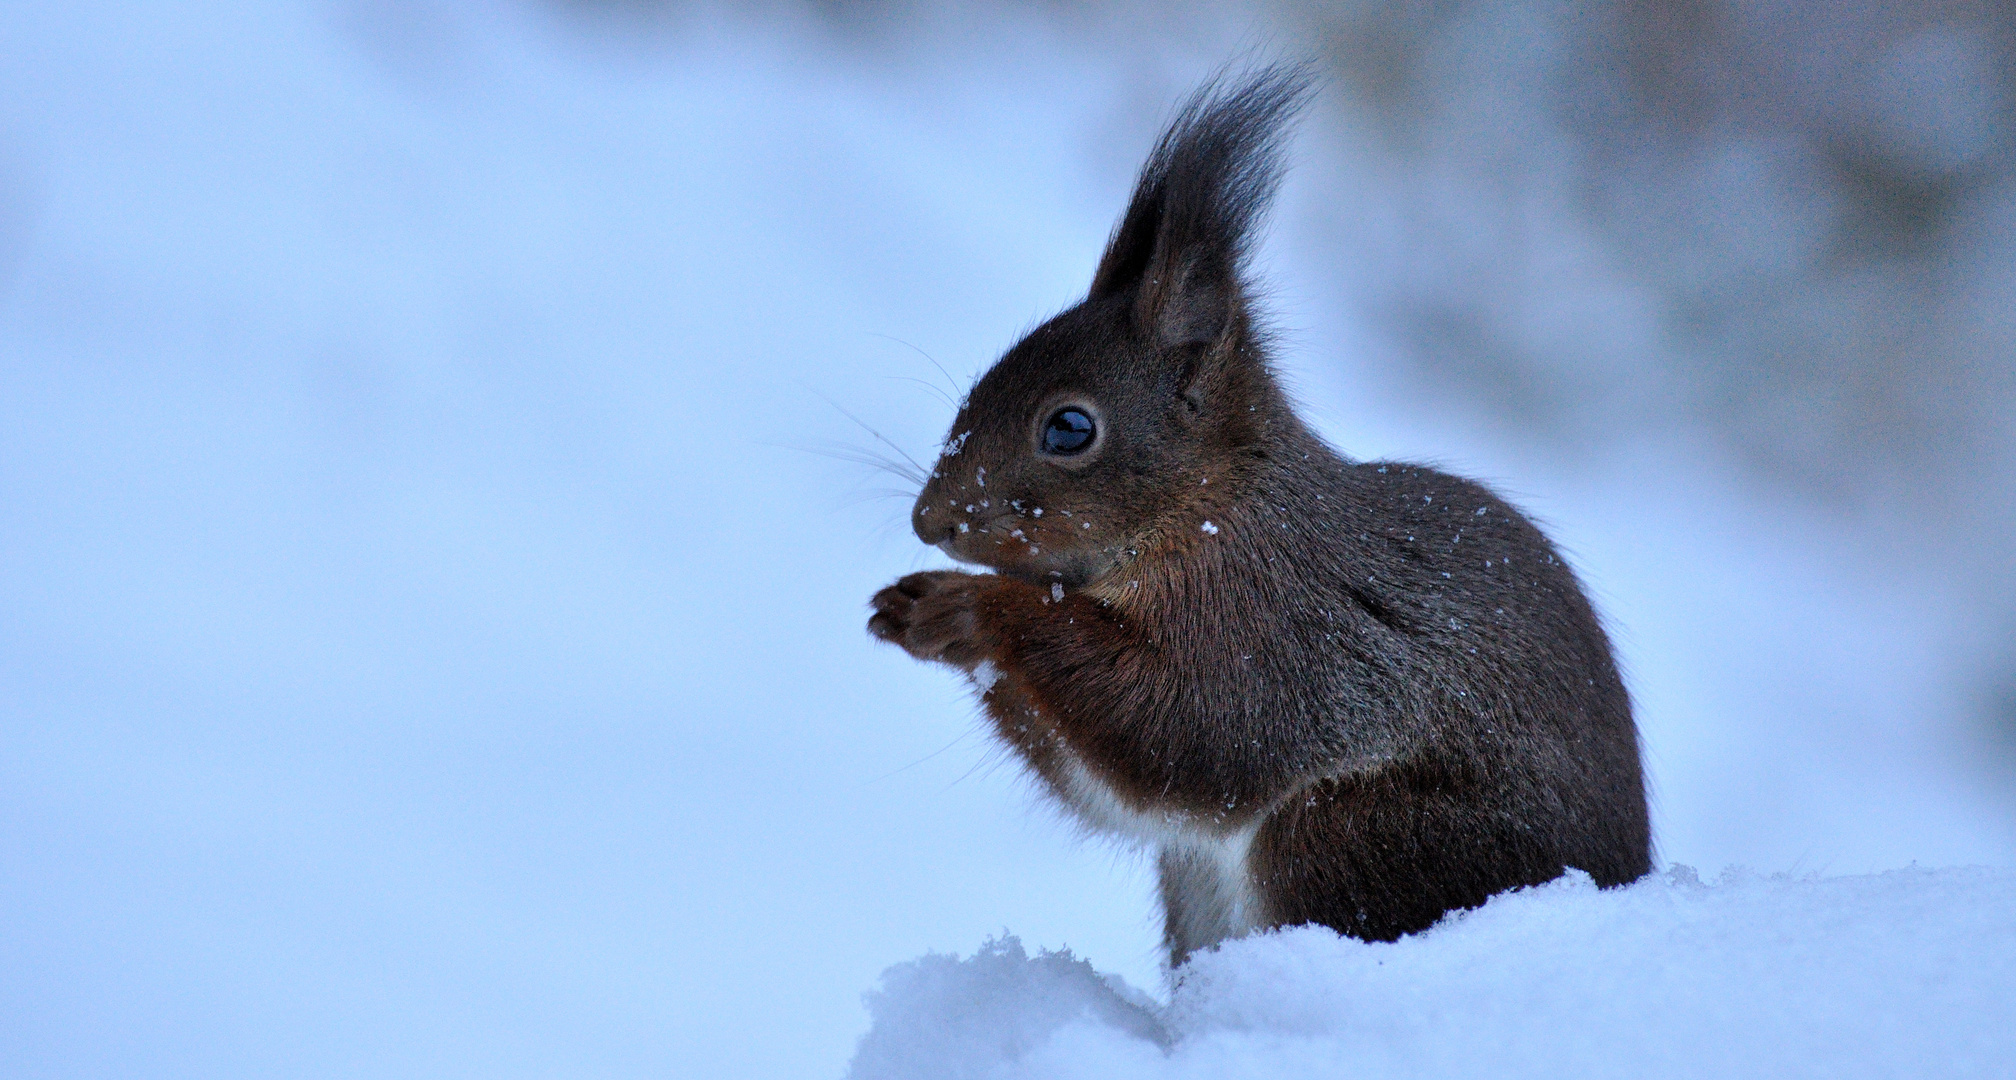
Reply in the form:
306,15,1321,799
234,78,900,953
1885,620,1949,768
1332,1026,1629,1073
946,741,1012,790
837,487,924,510
801,442,927,488
866,332,967,403
814,392,935,482
866,729,978,784
884,374,960,412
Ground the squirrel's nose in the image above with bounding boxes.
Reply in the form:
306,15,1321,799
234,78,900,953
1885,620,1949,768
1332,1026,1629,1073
913,509,956,547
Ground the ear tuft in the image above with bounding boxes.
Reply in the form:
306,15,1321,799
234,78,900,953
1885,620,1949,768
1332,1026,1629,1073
1088,65,1315,349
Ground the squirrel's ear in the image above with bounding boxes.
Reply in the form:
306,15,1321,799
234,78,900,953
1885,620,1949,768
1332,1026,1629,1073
1088,66,1313,351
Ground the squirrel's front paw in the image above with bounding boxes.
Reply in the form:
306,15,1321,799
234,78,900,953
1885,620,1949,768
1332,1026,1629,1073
869,571,991,668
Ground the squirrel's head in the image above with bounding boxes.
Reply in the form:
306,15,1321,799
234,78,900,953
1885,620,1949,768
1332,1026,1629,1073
912,67,1314,586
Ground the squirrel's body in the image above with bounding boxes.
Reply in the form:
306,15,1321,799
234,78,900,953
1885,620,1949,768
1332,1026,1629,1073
871,70,1650,966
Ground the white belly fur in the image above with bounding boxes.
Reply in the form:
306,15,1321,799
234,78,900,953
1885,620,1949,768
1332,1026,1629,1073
1055,750,1265,939
970,661,1266,947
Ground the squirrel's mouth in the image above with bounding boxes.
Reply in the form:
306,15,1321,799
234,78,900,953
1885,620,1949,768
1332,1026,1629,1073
935,529,1116,590
934,525,1016,569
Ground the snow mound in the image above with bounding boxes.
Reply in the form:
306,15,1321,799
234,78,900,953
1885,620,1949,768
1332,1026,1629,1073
849,936,1169,1080
849,866,2016,1079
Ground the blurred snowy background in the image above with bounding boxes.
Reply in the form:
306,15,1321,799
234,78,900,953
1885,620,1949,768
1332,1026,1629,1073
2,2,2012,1077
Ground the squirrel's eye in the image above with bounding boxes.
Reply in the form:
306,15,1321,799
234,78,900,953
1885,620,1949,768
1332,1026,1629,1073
1042,407,1096,455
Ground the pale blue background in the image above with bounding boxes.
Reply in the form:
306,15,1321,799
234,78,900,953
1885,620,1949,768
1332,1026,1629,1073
3,3,2012,1077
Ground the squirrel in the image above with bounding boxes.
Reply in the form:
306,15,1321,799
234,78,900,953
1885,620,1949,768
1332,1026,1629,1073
869,67,1651,968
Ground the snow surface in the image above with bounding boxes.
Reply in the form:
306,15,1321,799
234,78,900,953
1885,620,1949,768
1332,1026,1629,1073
851,866,2016,1079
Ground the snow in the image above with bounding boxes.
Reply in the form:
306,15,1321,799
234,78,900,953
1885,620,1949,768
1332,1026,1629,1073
850,866,2016,1079
850,937,1166,1080
971,661,1003,691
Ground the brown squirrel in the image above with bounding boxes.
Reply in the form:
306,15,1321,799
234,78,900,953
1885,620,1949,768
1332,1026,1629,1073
869,68,1650,967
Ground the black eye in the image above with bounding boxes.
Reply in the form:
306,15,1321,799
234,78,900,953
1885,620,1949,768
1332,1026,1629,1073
1042,407,1096,455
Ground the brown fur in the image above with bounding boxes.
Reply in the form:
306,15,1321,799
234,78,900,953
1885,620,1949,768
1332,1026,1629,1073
869,68,1650,967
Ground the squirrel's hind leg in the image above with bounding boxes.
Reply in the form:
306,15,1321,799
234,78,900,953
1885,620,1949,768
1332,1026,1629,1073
1248,766,1568,943
1157,842,1265,970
